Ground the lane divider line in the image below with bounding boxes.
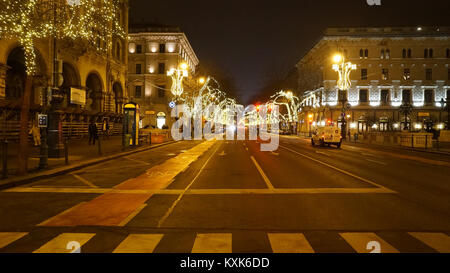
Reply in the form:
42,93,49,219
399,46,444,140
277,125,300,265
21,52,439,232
250,156,275,190
5,187,394,195
156,143,222,228
118,204,148,227
279,145,396,193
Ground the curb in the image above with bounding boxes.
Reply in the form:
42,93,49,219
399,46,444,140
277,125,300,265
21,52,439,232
346,141,450,156
0,141,177,190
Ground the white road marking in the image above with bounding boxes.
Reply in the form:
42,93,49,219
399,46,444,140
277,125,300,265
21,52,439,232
409,232,450,253
124,156,152,166
365,159,387,166
71,173,98,188
7,187,394,195
250,156,275,190
156,143,221,228
113,234,164,253
268,233,314,253
192,233,232,253
33,233,95,253
118,204,147,227
279,145,396,193
340,233,399,253
0,232,28,249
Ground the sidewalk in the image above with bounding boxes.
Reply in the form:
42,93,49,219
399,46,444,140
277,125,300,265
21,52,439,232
0,135,175,188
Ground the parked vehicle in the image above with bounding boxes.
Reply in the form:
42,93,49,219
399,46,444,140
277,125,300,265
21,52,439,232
311,126,343,148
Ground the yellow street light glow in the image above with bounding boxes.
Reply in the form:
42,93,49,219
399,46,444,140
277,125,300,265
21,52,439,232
198,77,206,84
180,62,188,70
333,54,343,64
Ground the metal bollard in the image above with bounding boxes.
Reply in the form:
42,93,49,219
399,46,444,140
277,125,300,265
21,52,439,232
2,139,7,179
64,138,69,165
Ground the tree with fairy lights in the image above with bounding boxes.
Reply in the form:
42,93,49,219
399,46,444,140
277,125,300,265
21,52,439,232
0,0,125,174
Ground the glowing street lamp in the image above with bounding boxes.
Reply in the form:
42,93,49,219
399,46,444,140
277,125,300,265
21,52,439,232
167,62,189,97
332,53,356,91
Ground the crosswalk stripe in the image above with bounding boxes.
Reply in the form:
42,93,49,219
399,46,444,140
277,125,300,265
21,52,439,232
268,233,314,253
409,232,450,253
113,234,164,253
33,233,95,253
0,232,28,249
340,233,399,253
192,233,232,253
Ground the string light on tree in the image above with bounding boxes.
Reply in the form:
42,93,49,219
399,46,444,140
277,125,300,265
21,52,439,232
0,0,126,75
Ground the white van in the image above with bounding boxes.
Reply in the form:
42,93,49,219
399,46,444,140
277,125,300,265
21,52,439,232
311,126,343,148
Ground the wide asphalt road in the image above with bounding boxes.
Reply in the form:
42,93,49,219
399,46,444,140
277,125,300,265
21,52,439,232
0,136,449,253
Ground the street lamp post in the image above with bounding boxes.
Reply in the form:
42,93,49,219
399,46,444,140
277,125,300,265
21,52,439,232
332,53,356,140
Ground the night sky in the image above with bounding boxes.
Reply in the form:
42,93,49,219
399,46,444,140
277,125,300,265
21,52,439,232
130,0,450,104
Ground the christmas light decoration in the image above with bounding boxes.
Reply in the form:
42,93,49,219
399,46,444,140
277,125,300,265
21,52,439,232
0,0,126,75
332,53,356,91
167,62,189,97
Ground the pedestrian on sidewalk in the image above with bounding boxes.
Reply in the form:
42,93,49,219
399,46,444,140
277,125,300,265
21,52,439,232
89,120,98,145
103,119,110,140
29,123,41,146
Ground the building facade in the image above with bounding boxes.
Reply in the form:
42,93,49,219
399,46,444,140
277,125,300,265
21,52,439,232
297,26,450,135
128,25,199,129
0,0,129,141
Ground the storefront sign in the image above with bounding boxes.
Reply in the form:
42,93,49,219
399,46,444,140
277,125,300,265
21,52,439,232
70,87,86,105
145,111,156,115
418,112,430,117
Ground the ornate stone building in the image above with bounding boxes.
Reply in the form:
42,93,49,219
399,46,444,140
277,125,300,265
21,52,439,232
0,0,129,141
128,24,199,129
297,26,450,134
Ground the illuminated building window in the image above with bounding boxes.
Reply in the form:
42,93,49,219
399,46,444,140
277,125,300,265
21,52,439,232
158,63,165,74
359,89,368,103
403,69,411,80
381,49,385,59
135,86,142,98
361,69,368,80
426,68,432,81
386,49,390,59
136,44,142,54
159,43,166,53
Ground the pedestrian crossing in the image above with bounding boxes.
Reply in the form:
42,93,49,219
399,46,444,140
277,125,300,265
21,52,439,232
0,231,448,253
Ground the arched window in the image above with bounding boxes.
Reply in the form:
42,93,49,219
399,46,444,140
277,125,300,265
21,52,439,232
386,49,390,59
381,49,385,59
402,49,407,58
447,48,450,58
364,49,369,58
407,49,412,58
429,48,433,58
359,49,364,59
424,49,428,58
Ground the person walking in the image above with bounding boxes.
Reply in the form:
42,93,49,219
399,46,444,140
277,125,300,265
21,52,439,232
88,121,98,145
29,123,41,146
